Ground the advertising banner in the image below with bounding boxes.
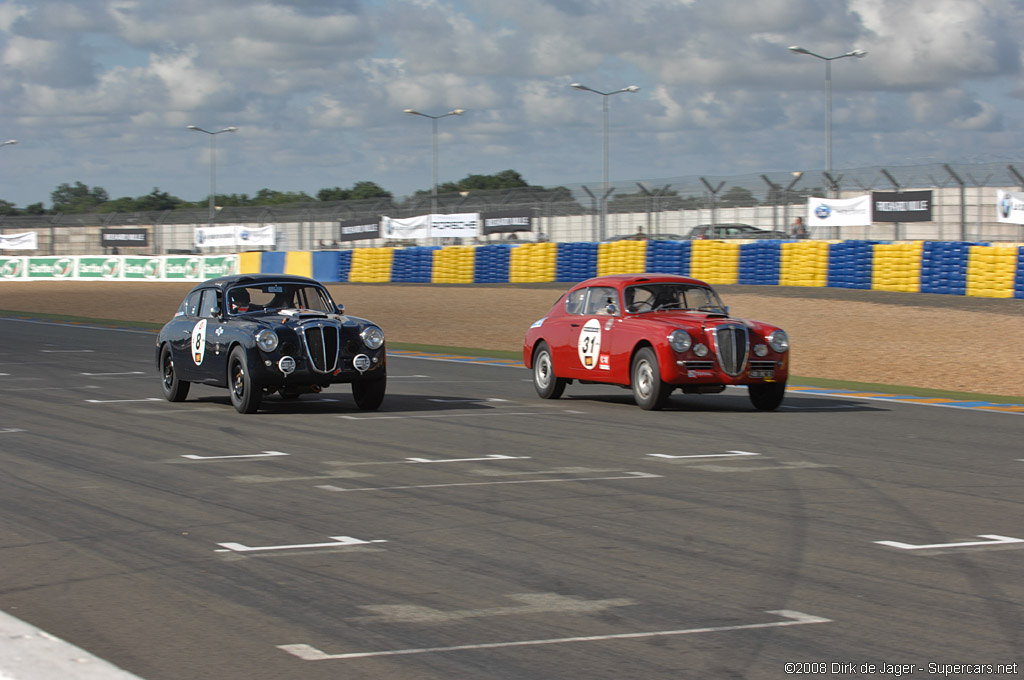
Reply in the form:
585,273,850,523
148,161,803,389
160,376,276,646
338,218,380,242
77,256,123,279
195,225,274,248
26,257,76,279
203,255,238,278
996,190,1024,224
101,228,149,248
0,257,26,279
236,225,275,247
872,190,933,222
429,212,480,239
194,225,236,248
124,257,163,280
481,209,533,235
807,195,872,228
164,256,204,280
0,231,38,250
382,215,431,240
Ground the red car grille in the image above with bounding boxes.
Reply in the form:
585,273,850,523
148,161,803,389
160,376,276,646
713,324,748,377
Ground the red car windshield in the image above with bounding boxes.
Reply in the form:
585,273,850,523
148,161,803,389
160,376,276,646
624,283,726,314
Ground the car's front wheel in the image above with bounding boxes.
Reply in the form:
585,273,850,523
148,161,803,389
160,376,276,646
228,347,262,414
631,347,671,410
748,382,786,411
352,376,386,410
159,344,190,402
532,342,566,399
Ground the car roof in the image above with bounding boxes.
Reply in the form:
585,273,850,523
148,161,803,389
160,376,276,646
570,273,711,290
186,273,322,294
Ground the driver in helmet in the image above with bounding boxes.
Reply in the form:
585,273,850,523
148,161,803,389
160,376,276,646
229,288,251,314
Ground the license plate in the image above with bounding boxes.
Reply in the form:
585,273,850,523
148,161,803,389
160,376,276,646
749,370,774,378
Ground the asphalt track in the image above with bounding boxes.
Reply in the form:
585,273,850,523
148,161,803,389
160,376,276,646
1,317,1022,680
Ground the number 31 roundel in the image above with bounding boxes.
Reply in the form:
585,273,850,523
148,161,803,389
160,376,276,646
577,318,601,370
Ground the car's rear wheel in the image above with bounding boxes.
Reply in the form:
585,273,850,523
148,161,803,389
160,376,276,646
228,347,262,414
532,342,566,399
748,382,786,411
159,344,190,402
352,376,386,410
631,347,671,410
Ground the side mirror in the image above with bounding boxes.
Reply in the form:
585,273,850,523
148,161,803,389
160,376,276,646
605,304,618,315
211,306,222,318
335,303,345,315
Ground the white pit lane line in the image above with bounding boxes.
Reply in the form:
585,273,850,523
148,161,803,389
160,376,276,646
277,610,831,661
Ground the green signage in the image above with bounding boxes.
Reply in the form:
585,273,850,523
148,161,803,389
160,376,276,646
124,257,163,280
78,256,123,279
27,257,75,279
0,257,25,279
203,255,238,278
164,256,203,280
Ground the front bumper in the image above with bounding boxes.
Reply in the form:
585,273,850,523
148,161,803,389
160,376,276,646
248,346,387,386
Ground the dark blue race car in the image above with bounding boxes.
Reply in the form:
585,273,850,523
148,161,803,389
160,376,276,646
156,274,386,413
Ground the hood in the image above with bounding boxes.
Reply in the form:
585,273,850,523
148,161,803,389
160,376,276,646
626,312,779,336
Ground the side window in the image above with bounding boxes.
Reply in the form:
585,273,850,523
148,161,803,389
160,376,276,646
180,291,202,317
198,289,221,318
584,287,618,315
565,289,587,315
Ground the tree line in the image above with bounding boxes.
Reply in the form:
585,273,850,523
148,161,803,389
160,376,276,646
0,169,818,216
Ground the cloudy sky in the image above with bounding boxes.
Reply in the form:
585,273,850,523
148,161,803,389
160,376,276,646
1,0,1022,208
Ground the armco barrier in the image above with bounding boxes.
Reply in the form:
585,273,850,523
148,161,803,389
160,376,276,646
1,242,1022,299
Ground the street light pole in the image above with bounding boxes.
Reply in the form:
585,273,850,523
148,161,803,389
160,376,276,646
788,46,867,185
403,109,465,214
187,125,237,227
570,83,639,241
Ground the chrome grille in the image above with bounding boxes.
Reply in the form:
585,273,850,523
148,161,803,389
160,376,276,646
749,361,777,371
682,361,715,370
713,324,749,377
301,322,340,373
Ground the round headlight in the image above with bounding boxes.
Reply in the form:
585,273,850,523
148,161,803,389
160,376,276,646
668,329,692,353
753,344,768,357
256,329,279,352
768,330,789,353
693,343,709,357
361,326,384,350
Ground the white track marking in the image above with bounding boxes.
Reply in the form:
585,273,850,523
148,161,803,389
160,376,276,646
215,535,387,553
277,610,831,660
875,534,1024,550
317,471,661,492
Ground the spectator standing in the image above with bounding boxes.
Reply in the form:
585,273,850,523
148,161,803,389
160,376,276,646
790,217,808,239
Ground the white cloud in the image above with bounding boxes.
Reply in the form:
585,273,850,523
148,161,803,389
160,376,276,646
1,0,1024,208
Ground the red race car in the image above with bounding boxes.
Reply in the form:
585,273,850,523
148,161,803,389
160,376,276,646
523,274,790,410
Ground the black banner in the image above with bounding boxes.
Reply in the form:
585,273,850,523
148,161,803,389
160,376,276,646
872,190,933,222
337,218,380,242
481,209,532,235
101,228,149,247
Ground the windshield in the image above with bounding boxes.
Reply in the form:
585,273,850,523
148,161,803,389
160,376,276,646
226,283,335,316
624,283,727,314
